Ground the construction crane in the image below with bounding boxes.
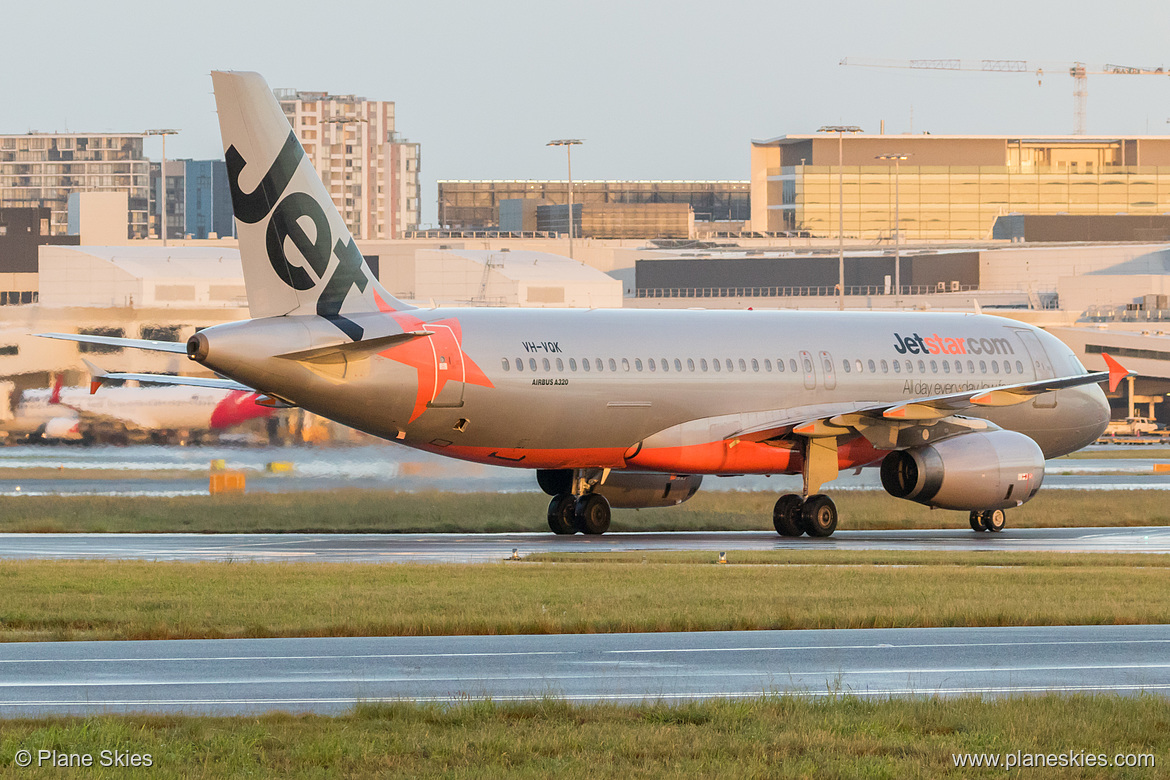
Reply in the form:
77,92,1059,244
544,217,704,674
840,58,1170,135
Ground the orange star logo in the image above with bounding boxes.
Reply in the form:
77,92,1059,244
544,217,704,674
373,293,494,422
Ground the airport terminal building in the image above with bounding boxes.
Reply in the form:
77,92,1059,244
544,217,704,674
751,134,1170,240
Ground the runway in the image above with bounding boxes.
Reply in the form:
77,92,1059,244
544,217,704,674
2,526,1169,563
2,624,1168,716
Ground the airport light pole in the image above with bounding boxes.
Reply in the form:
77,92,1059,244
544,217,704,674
875,153,910,307
145,129,179,246
817,125,862,310
547,139,583,259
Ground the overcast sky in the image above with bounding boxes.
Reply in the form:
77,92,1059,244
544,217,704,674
4,0,1170,225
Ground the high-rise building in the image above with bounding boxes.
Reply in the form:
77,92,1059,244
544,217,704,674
275,88,420,238
149,160,234,240
0,134,150,238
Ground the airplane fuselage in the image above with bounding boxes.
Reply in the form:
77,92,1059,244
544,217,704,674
192,308,1110,474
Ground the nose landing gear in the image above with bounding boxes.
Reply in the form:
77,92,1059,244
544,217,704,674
969,509,1007,533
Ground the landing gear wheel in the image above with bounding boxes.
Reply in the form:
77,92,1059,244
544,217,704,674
969,511,986,532
547,494,577,535
773,494,805,537
574,494,611,535
983,509,1006,533
801,494,838,538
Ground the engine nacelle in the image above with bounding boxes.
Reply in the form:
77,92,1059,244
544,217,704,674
41,416,82,441
537,469,702,508
879,430,1044,511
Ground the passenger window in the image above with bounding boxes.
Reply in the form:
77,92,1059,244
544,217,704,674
700,358,708,371
764,359,773,372
1003,361,1011,375
929,360,937,373
542,358,550,371
893,360,901,373
904,360,912,373
569,358,577,371
979,360,987,373
675,359,683,372
595,358,603,372
954,360,962,374
967,360,975,373
661,359,670,373
501,358,510,371
621,358,630,371
738,358,746,372
917,360,925,373
608,358,617,372
515,358,523,371
751,358,759,372
790,359,799,372
1016,360,1024,373
687,358,695,371
713,359,721,372
992,361,1000,374
868,359,876,373
556,358,564,371
802,357,812,373
942,360,950,373
583,359,591,372
530,358,538,371
880,359,888,373
842,360,851,373
649,359,656,372
635,358,643,371
776,359,785,372
726,359,734,372
856,359,864,373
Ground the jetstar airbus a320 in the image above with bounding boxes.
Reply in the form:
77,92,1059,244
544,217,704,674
43,71,1130,538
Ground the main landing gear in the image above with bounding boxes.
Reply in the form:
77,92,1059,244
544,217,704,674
969,509,1007,533
547,493,612,535
773,493,838,538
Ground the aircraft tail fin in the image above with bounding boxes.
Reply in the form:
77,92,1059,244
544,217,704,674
210,71,412,340
49,373,63,405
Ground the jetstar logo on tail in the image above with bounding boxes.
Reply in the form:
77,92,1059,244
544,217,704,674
226,130,369,341
893,332,1015,356
373,292,494,422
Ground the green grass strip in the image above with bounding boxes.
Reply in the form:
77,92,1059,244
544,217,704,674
3,554,1170,642
0,695,1165,777
2,488,1170,534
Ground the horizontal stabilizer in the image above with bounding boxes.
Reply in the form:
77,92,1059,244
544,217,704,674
88,371,253,392
275,330,434,364
37,333,189,354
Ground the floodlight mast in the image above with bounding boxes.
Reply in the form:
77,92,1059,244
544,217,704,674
144,129,179,246
817,125,862,310
876,154,911,307
547,139,583,259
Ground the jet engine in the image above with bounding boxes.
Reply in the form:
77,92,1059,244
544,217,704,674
537,469,702,508
879,430,1044,511
41,417,83,441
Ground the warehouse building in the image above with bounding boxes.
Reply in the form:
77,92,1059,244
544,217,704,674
438,180,749,231
751,134,1170,240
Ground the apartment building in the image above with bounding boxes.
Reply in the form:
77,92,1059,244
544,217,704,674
0,134,150,238
275,88,420,238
